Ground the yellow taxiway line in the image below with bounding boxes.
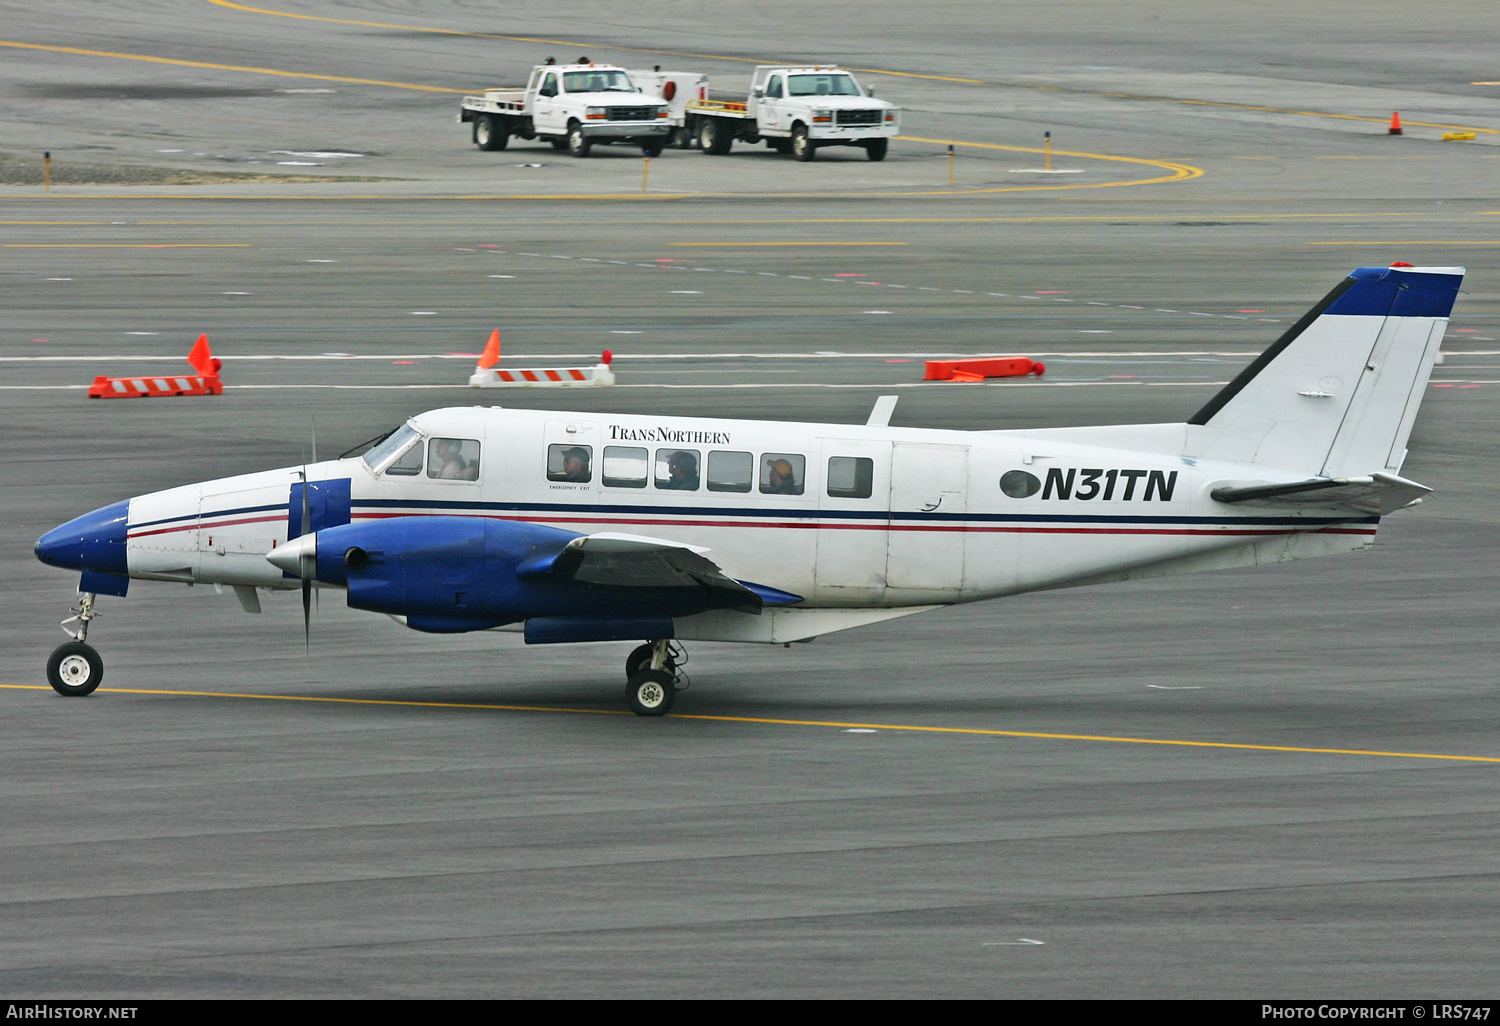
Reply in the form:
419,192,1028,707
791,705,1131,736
4,684,1497,765
0,39,467,93
1310,240,1500,246
203,1,984,85
3,243,250,248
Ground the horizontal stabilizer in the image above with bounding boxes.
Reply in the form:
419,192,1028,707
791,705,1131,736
1211,471,1431,515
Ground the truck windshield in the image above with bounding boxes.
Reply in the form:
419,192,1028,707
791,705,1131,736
562,70,636,93
787,74,861,97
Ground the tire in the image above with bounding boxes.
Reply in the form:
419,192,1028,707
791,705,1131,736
626,643,677,680
864,137,888,162
47,641,102,697
474,115,508,151
791,124,816,162
549,137,568,151
626,670,676,716
670,127,696,150
641,141,664,158
566,122,592,157
699,118,733,155
769,138,792,154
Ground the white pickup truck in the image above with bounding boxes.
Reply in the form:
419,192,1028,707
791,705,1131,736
682,65,899,161
459,63,672,157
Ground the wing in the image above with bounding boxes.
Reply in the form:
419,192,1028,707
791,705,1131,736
1210,471,1431,516
516,532,802,614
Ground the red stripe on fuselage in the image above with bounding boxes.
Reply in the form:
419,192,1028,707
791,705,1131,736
128,513,288,539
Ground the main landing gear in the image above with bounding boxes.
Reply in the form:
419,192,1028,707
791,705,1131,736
47,592,103,696
625,639,685,717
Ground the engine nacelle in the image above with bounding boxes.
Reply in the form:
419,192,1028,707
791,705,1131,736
310,517,716,633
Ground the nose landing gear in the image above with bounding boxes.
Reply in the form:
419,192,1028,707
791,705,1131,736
625,639,684,716
47,592,103,696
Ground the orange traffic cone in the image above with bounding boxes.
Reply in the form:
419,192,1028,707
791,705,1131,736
1388,111,1403,135
476,329,501,369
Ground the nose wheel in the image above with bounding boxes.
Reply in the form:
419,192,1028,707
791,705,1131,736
48,591,103,696
47,641,103,696
625,639,682,716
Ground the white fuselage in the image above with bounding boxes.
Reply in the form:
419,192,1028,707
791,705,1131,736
122,406,1375,613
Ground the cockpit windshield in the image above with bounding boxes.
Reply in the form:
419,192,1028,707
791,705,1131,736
787,73,861,97
362,424,420,475
562,70,636,93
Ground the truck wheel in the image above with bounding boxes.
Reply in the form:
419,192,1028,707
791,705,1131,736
474,115,508,152
863,138,888,162
769,138,792,154
566,122,592,157
642,141,664,158
791,124,816,162
550,138,568,151
670,127,695,150
699,119,733,155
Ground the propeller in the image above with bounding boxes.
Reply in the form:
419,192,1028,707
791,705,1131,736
299,418,318,651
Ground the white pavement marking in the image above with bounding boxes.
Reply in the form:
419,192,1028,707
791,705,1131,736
0,350,1268,362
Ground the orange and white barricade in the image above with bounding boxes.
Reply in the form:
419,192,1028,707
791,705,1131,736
88,334,224,398
466,329,616,388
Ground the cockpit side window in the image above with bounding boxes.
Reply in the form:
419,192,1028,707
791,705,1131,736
384,442,425,477
364,424,421,475
427,438,481,481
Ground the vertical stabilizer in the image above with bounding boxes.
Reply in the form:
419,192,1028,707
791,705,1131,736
1185,265,1463,475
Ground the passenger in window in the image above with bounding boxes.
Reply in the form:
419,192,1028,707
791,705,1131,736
558,446,591,482
659,450,699,490
764,457,800,495
429,439,471,480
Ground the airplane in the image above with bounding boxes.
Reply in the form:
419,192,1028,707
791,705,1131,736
34,263,1463,715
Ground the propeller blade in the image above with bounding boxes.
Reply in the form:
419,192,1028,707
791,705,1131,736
300,462,312,651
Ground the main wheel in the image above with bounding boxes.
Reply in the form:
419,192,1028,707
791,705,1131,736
863,138,888,162
566,122,592,157
791,124,816,162
626,670,676,716
626,643,677,680
47,641,102,697
474,115,508,151
549,137,568,151
699,118,733,155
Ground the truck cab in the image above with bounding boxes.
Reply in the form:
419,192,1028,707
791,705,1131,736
685,65,900,161
460,63,672,157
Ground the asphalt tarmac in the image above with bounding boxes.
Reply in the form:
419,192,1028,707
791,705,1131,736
2,0,1499,1000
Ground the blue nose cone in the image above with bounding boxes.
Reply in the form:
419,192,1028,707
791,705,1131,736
35,500,130,573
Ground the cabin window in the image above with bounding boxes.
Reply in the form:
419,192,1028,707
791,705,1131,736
826,456,873,499
706,450,753,492
765,75,783,99
602,446,647,488
1000,470,1041,498
562,70,634,93
539,72,558,97
760,453,805,495
426,438,480,481
655,449,700,490
547,443,592,483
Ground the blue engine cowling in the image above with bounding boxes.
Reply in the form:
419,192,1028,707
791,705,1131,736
310,517,716,634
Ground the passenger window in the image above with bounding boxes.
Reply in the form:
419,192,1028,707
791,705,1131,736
427,438,480,481
707,450,753,492
540,72,558,97
547,443,592,483
827,456,873,499
602,446,648,488
766,75,783,99
384,440,425,477
760,453,805,495
655,449,700,490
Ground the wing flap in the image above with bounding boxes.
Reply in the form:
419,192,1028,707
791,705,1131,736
1211,471,1431,515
